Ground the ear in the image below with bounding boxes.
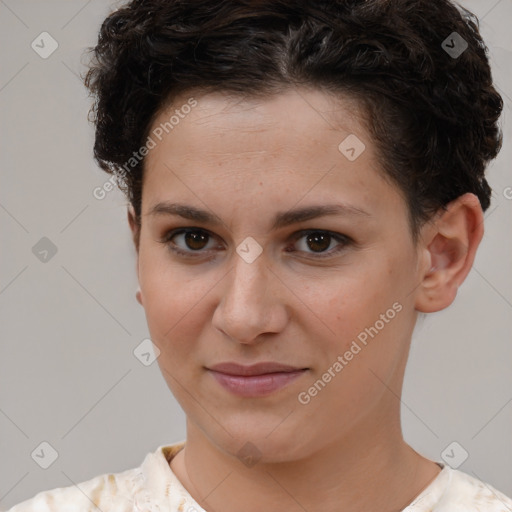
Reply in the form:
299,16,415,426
415,193,484,313
127,204,143,306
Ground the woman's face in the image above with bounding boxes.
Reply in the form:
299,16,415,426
134,88,428,462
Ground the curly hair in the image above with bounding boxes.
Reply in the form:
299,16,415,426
84,0,503,238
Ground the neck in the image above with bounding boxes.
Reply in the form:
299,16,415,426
171,405,441,512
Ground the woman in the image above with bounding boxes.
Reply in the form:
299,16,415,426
9,0,511,510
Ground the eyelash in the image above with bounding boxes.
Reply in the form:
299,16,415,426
159,228,353,260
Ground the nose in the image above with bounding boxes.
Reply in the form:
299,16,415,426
211,250,288,344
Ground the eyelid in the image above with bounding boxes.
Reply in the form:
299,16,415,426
160,227,352,259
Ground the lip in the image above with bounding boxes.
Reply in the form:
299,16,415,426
207,362,308,397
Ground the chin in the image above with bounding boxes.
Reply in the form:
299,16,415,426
202,416,314,465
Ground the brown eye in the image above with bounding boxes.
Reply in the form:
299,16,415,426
183,230,209,250
289,230,351,259
161,227,351,260
305,232,331,253
162,228,219,258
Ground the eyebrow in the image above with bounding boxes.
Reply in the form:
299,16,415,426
147,201,370,230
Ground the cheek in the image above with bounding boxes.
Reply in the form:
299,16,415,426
300,272,411,415
312,270,393,334
312,253,415,360
138,247,207,353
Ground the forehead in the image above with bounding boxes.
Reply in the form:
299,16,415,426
141,88,405,227
149,87,364,153
144,88,370,176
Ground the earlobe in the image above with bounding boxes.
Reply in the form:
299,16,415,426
415,193,484,313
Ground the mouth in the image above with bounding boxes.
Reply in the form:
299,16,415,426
206,362,309,397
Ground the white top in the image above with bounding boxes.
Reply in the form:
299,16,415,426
6,442,512,511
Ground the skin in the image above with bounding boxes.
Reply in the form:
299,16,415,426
128,87,483,512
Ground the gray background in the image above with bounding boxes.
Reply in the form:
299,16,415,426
1,0,511,508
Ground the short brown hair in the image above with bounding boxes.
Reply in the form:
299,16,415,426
84,0,503,237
